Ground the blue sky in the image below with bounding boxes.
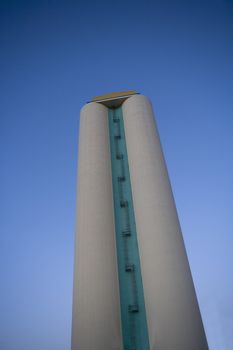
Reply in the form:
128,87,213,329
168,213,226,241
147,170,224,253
1,0,232,349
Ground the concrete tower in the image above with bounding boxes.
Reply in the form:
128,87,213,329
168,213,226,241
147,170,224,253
71,91,208,350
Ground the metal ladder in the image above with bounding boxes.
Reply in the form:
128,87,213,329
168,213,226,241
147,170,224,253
108,107,150,350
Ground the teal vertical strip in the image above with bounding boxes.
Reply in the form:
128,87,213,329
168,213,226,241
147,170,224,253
108,107,150,350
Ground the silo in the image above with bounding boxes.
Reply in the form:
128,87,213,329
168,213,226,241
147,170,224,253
72,92,208,350
122,94,208,349
71,102,122,350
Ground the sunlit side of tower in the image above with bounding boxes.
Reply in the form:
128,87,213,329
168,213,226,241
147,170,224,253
71,91,208,350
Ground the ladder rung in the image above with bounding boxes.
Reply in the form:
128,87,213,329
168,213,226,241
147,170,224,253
116,154,124,160
118,176,125,182
128,304,139,313
125,264,134,272
122,229,131,236
120,200,128,208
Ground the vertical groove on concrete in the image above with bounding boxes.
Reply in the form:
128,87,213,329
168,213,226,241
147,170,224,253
108,107,150,350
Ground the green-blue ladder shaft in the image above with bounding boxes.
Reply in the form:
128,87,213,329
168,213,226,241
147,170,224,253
108,107,150,350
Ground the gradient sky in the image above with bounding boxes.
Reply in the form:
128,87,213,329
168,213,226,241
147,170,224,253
1,1,233,349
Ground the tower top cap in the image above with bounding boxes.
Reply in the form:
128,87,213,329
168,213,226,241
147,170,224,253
90,90,139,107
